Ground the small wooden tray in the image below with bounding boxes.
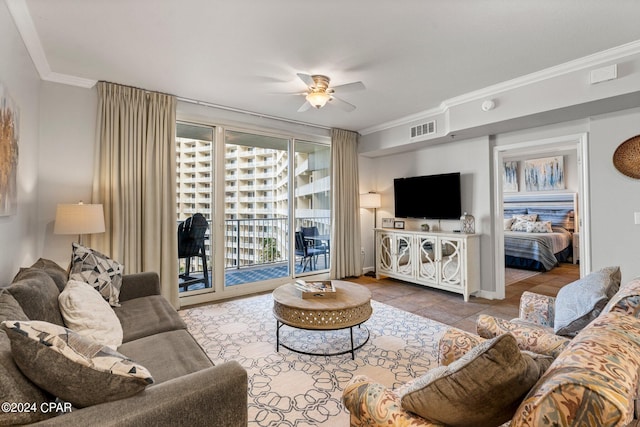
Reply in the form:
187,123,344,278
295,280,337,299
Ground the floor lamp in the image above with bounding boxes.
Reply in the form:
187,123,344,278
360,192,381,278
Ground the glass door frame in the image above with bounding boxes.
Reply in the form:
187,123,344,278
178,122,331,308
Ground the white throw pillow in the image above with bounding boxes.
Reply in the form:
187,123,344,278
58,280,123,350
526,220,553,233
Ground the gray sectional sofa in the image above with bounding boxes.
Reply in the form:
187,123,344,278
0,259,248,426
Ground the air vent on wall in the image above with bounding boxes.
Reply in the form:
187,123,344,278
410,120,436,139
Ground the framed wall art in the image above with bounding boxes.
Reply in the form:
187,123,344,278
393,220,405,229
503,161,518,192
524,156,564,192
0,82,19,216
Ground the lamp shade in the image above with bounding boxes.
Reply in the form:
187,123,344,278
306,91,331,109
360,192,381,209
54,203,105,235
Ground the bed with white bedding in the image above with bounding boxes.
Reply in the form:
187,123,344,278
503,193,576,272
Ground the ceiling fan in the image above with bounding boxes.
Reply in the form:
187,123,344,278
296,73,365,112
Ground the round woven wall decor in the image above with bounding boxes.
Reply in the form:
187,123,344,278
613,134,640,179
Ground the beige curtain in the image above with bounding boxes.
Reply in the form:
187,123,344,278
91,82,179,308
330,128,362,278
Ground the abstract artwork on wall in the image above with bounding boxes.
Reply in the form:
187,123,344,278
0,82,19,216
524,156,564,192
503,161,518,192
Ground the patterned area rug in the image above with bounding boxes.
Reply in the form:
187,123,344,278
180,294,448,426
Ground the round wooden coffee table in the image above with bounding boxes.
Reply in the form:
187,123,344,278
272,280,372,359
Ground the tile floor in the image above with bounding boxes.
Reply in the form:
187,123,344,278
347,263,580,334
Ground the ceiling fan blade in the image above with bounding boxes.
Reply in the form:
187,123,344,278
331,81,365,93
297,100,312,112
296,73,314,87
329,96,356,112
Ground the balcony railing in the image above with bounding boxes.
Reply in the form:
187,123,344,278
177,216,330,274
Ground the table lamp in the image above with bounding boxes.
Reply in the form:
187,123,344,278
54,202,105,245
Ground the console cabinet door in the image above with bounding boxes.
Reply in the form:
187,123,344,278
416,235,438,284
439,238,463,287
393,234,413,278
376,231,413,279
377,232,393,274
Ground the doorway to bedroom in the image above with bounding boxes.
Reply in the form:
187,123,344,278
493,133,590,299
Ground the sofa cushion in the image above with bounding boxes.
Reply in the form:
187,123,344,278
115,295,187,343
29,258,69,292
2,320,153,408
69,243,124,307
59,280,123,350
118,329,213,384
0,290,29,323
477,314,570,358
8,268,65,326
399,334,552,427
437,327,485,366
554,266,621,336
603,276,640,317
512,312,640,427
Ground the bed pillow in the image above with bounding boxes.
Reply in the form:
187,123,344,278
1,320,153,408
513,213,538,222
526,220,553,233
554,266,621,337
399,334,552,427
58,280,123,350
504,218,515,230
510,219,532,232
69,243,124,307
527,208,574,230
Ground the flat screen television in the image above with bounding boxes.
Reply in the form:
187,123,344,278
394,172,462,219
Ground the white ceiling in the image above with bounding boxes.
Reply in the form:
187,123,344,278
12,0,640,132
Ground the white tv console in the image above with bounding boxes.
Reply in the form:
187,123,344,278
375,229,480,301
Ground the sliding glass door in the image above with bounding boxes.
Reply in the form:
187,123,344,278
176,123,214,296
176,121,331,299
223,130,290,287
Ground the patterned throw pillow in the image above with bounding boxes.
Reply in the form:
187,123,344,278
1,320,153,408
510,219,532,232
400,334,552,427
513,214,538,222
526,221,553,233
69,243,124,306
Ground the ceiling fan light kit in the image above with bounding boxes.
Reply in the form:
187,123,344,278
296,73,364,112
306,91,331,108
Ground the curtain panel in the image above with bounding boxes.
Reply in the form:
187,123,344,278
330,128,362,278
92,82,179,308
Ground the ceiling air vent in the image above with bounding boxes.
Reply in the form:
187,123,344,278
410,121,436,139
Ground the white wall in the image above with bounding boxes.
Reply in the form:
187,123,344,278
589,107,640,280
38,82,97,266
0,2,41,283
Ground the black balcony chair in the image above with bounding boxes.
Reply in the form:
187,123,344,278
294,231,328,272
178,213,210,291
301,226,329,268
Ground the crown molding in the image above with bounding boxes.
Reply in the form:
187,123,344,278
6,0,97,88
359,39,640,136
